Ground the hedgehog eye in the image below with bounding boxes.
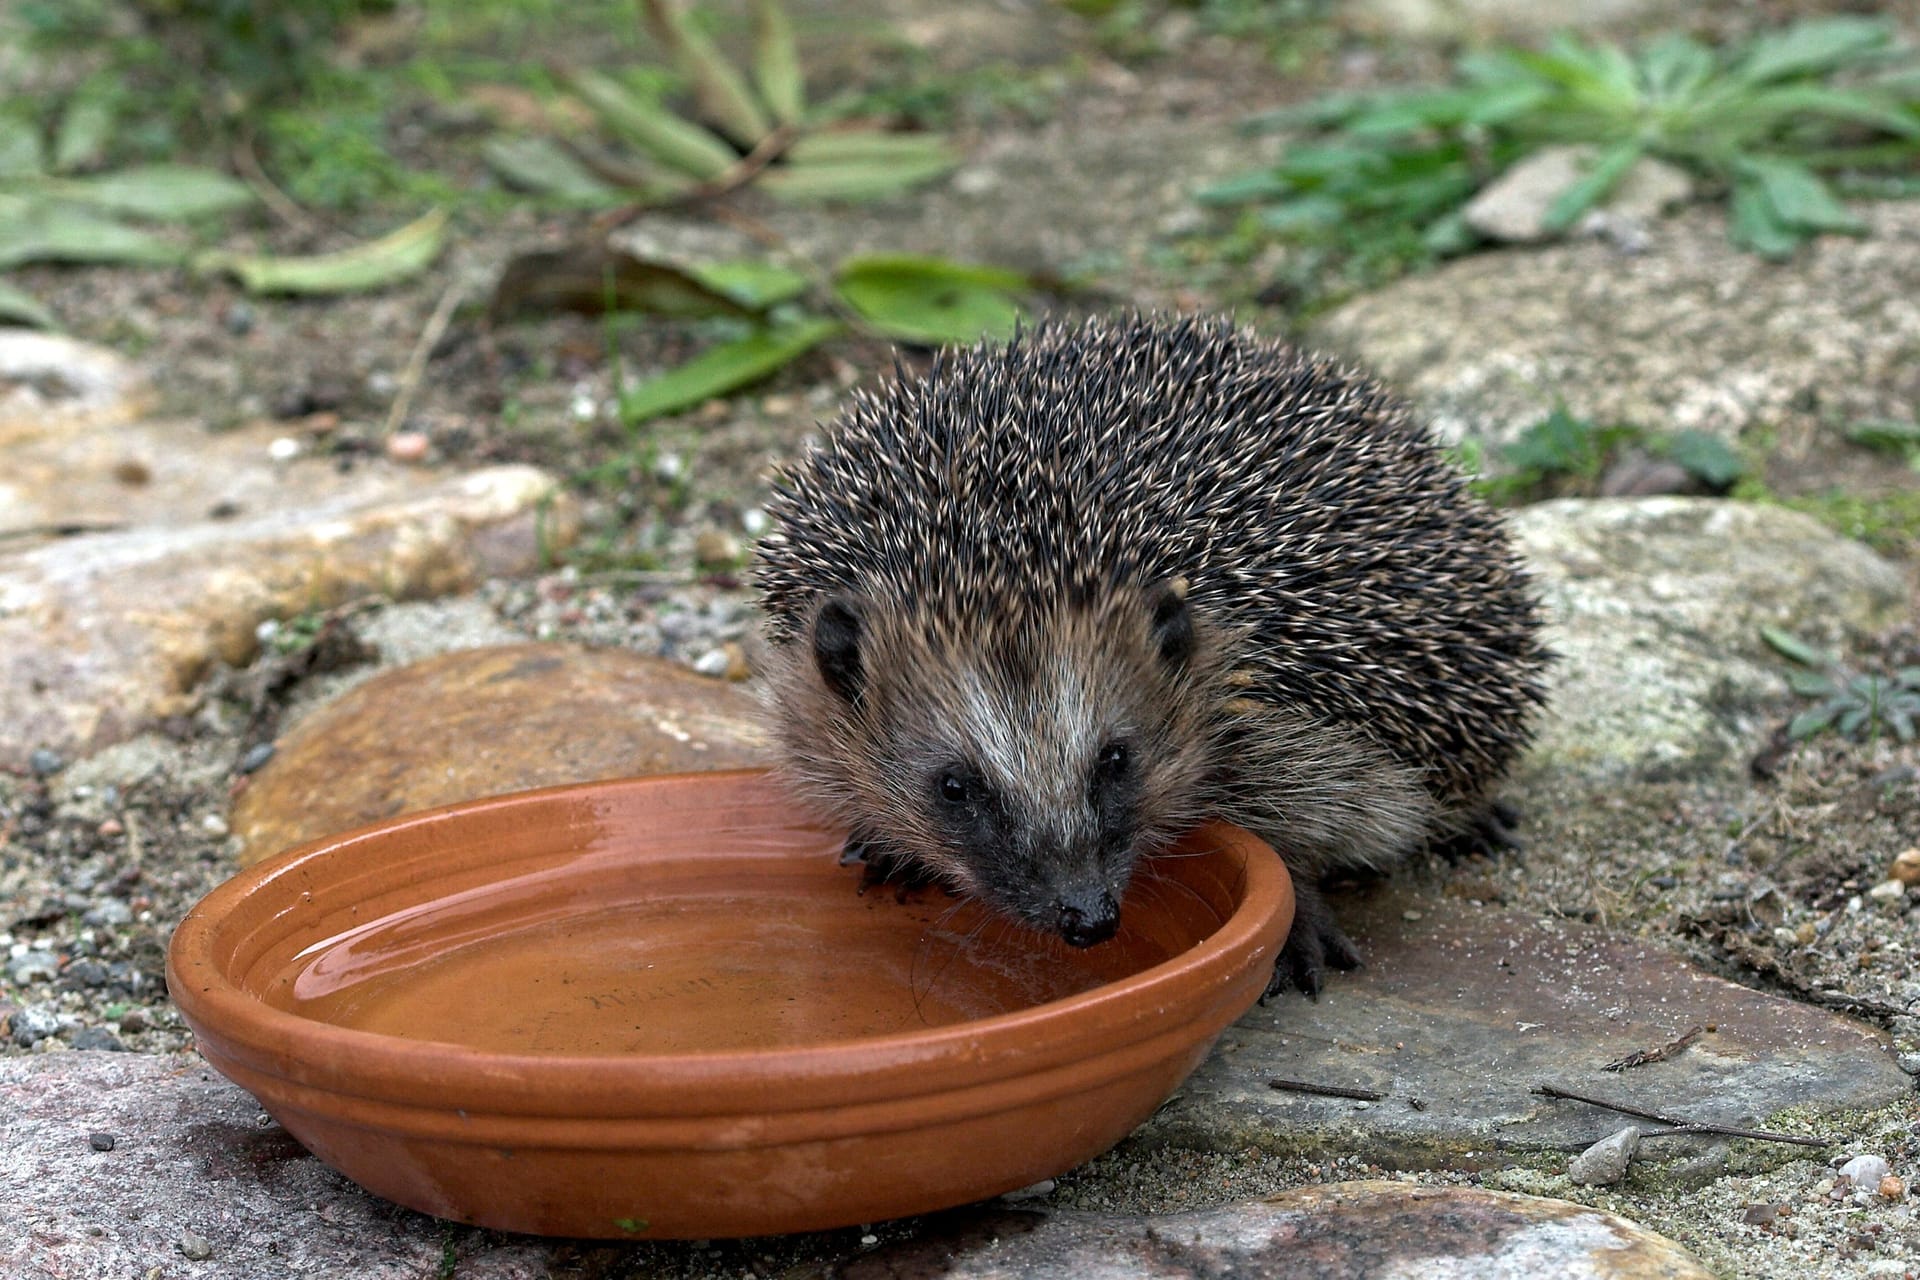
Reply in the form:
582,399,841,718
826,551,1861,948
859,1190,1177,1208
937,771,972,806
1096,742,1130,779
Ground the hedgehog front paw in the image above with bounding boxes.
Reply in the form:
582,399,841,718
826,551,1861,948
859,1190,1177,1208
843,835,942,900
1265,881,1362,1001
1429,797,1523,863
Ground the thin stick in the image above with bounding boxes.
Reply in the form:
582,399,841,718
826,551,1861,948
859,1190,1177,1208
1269,1078,1386,1102
383,280,466,438
1604,1024,1704,1072
1531,1083,1829,1148
233,132,317,234
590,123,799,235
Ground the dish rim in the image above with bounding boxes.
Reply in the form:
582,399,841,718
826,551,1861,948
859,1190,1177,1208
168,768,1293,1118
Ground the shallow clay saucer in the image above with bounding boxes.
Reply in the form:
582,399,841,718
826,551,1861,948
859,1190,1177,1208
167,769,1294,1238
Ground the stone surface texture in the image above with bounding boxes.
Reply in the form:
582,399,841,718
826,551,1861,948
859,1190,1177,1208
1513,497,1910,781
231,643,769,863
1462,146,1694,244
1313,203,1920,450
1343,0,1661,40
2,1052,550,1279
1134,883,1910,1164
834,1181,1712,1279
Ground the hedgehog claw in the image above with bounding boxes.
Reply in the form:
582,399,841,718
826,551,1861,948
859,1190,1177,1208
1266,881,1362,1001
1431,798,1525,862
845,836,941,900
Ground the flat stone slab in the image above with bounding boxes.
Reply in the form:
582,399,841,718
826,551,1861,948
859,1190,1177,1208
1313,202,1920,452
830,1181,1711,1279
1136,883,1911,1165
231,643,769,863
0,467,575,766
1,1052,550,1279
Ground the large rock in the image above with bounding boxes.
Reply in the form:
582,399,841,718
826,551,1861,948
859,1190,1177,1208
1135,882,1910,1165
0,467,575,765
0,329,152,444
834,1181,1712,1278
1514,498,1910,781
1314,204,1920,450
1342,0,1661,41
232,643,770,863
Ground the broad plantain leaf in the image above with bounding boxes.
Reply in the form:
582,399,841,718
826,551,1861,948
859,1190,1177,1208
1657,429,1746,488
685,258,810,308
47,165,254,220
620,317,842,424
833,255,1028,346
761,153,956,202
199,209,446,295
568,69,737,181
0,202,182,269
752,0,805,125
1759,624,1834,669
482,136,621,201
1728,179,1805,258
1735,17,1890,85
1739,156,1863,232
641,0,771,146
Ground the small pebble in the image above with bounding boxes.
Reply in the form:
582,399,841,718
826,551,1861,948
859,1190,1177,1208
1878,1174,1906,1201
741,507,769,536
1569,1125,1640,1186
385,431,431,463
238,742,276,774
1890,847,1920,887
859,1234,879,1247
201,813,230,838
223,301,255,335
81,900,132,928
89,1132,115,1152
11,1004,63,1048
28,747,64,777
1841,1154,1892,1187
70,1026,126,1051
179,1229,214,1261
692,648,731,678
1866,878,1906,903
1401,909,1423,922
267,436,301,463
693,529,740,567
8,950,58,984
98,817,124,837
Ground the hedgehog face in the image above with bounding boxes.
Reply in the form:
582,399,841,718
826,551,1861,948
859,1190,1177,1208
764,580,1222,948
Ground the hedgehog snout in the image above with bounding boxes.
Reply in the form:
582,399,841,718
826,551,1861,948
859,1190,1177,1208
1055,889,1120,948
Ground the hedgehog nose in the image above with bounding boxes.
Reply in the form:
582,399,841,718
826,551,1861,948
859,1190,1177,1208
1056,892,1119,948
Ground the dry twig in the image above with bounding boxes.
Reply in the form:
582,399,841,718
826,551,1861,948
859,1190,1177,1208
1269,1078,1387,1102
1531,1082,1829,1148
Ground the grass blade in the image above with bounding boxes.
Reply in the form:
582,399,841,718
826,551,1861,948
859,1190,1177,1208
0,279,57,328
752,0,805,125
1760,625,1834,668
567,69,738,180
619,317,841,424
51,86,115,174
482,136,622,201
1541,141,1641,232
0,116,44,179
761,153,956,201
0,202,183,269
788,131,955,164
198,209,447,295
641,0,771,146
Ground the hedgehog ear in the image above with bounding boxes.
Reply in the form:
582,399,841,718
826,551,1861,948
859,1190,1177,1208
813,597,865,703
1148,577,1194,669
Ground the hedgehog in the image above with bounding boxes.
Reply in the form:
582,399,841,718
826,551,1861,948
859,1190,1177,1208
753,314,1550,995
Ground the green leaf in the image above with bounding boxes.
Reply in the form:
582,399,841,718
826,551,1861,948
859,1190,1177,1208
1785,668,1837,697
567,69,738,180
51,86,116,174
1787,705,1838,740
1728,179,1805,258
0,202,183,269
1420,209,1478,255
0,115,45,179
787,131,955,165
620,317,842,424
761,153,956,202
1837,704,1871,737
1637,34,1716,100
482,136,621,201
641,0,772,146
1732,86,1920,139
1739,156,1863,233
1541,142,1641,233
1256,195,1346,232
1656,430,1746,489
1845,419,1920,454
752,0,805,126
45,165,254,220
0,279,57,328
198,209,447,295
490,244,754,319
684,258,811,308
833,255,1028,346
1735,18,1890,85
1759,625,1833,669
1194,170,1296,205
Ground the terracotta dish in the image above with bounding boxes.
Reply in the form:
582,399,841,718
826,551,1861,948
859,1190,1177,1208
167,769,1294,1238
